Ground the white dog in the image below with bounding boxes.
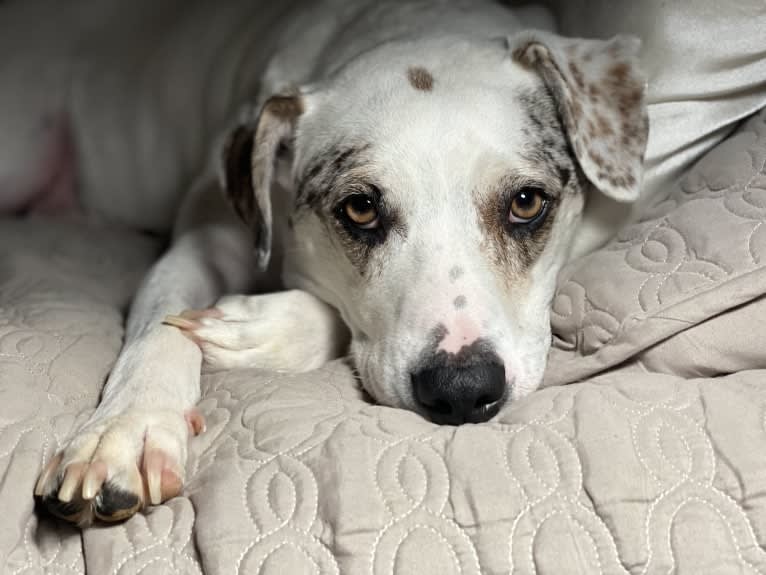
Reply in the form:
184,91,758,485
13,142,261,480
24,0,647,525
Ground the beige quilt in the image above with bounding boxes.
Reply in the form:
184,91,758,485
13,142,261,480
2,107,766,574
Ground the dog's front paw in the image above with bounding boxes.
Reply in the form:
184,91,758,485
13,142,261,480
35,408,204,526
165,290,347,372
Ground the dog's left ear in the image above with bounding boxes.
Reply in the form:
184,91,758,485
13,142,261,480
510,31,648,202
219,94,303,269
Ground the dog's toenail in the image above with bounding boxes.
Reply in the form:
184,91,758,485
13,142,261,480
95,482,142,521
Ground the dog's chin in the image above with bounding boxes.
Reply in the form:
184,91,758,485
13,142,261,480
362,383,414,412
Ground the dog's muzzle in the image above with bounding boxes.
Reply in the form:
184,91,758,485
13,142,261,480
411,354,506,425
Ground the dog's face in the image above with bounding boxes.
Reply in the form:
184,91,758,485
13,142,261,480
223,32,647,424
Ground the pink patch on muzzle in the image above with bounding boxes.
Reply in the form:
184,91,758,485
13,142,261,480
437,314,481,354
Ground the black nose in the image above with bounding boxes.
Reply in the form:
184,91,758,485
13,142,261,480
411,361,506,425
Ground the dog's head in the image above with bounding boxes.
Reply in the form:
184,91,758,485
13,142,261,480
221,31,648,424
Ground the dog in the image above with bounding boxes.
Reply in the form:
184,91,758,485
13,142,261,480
26,0,648,526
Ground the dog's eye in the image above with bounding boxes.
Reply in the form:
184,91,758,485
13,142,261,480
509,187,548,223
341,194,380,229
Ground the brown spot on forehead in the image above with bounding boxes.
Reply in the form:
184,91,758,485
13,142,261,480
407,66,434,92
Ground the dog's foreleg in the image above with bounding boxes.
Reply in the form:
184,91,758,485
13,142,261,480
35,177,255,525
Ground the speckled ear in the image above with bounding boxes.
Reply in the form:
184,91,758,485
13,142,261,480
220,94,303,270
511,31,648,202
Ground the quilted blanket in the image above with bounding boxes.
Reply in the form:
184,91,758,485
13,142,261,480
2,108,766,574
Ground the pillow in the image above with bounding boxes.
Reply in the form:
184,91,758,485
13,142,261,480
544,107,766,386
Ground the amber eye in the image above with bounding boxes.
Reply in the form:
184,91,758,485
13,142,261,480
342,194,380,229
509,187,547,223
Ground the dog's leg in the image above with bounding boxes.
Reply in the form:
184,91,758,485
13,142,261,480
35,177,255,525
167,290,349,373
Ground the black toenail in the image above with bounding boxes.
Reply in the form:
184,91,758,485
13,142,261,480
94,481,141,521
39,494,85,523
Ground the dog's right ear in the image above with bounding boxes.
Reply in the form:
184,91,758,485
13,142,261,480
220,94,303,270
510,31,648,202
